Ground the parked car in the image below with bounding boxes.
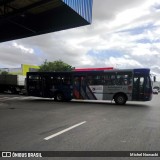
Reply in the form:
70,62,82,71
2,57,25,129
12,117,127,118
153,88,158,94
153,86,160,92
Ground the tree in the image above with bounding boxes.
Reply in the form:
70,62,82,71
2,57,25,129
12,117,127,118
39,60,74,72
0,71,9,75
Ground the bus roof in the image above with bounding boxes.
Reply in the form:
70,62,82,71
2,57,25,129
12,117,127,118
27,68,150,75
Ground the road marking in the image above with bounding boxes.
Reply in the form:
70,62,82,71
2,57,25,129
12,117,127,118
0,96,21,101
7,97,19,99
0,96,40,101
0,97,9,99
0,97,10,101
44,121,86,140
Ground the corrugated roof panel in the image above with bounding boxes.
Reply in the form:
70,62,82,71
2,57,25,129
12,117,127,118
62,0,93,23
29,0,64,14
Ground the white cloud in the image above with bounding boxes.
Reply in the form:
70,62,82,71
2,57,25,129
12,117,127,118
109,6,149,28
108,57,143,68
12,42,34,54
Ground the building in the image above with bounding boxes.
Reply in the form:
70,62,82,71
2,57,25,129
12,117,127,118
0,64,39,76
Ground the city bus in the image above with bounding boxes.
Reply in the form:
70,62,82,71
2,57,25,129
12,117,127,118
26,68,152,105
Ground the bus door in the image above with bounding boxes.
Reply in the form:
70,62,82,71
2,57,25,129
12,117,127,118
27,74,42,97
41,77,48,97
41,76,56,98
132,75,145,100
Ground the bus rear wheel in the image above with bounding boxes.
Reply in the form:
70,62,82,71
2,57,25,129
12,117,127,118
114,94,127,105
54,92,64,102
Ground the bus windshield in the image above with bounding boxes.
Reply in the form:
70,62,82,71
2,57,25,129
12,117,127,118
132,74,152,101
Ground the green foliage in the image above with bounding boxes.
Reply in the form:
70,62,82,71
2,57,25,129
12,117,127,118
39,60,74,72
0,71,9,75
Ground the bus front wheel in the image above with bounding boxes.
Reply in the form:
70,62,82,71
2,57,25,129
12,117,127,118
54,92,64,102
114,94,127,105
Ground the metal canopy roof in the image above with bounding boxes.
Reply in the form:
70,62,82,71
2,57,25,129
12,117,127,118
0,0,93,42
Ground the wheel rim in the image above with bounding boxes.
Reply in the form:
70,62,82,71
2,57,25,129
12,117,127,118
116,95,126,104
57,94,63,101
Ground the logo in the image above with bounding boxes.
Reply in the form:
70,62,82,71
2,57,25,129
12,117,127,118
92,88,95,91
2,152,11,157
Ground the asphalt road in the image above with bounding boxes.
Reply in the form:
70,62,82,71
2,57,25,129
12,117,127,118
0,94,160,159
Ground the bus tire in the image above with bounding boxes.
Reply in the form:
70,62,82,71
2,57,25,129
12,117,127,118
54,92,64,102
114,94,127,105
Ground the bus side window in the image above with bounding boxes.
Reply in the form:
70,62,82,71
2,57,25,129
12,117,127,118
87,75,103,85
128,75,132,85
28,75,41,90
64,77,71,85
116,73,132,85
116,75,124,85
103,74,116,85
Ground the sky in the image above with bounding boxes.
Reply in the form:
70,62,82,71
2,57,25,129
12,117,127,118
0,0,160,81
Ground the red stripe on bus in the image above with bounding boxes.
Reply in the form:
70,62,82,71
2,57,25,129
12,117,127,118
74,67,114,71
